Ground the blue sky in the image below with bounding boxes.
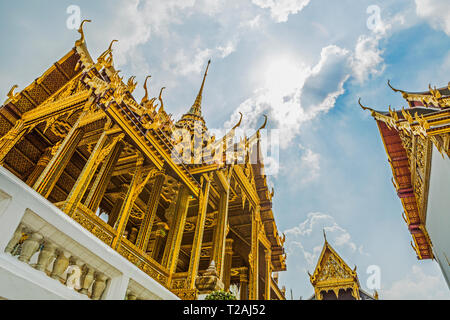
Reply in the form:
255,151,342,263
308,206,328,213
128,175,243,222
1,0,449,299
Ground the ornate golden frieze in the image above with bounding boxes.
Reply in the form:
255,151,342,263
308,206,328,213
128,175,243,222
172,289,198,300
117,239,169,287
71,203,116,246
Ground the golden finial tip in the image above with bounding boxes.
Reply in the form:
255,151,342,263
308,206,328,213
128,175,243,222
258,114,268,131
78,19,91,32
387,79,403,93
7,85,18,98
76,20,91,45
108,39,118,51
358,98,368,110
232,112,243,129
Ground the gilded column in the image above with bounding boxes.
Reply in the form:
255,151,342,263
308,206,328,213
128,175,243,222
61,129,117,216
135,172,165,251
162,185,190,280
33,120,85,198
239,267,249,300
249,206,260,300
107,188,127,227
186,174,211,289
25,146,54,187
111,156,145,249
264,249,271,300
84,140,123,212
223,238,234,291
149,222,169,261
211,185,230,280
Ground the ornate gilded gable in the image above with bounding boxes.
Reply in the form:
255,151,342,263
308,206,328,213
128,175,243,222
309,237,360,300
310,240,357,285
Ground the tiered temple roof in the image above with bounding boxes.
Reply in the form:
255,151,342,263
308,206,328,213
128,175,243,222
309,234,377,300
0,20,286,300
360,80,450,260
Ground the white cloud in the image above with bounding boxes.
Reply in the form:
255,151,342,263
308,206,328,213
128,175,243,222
285,212,360,257
252,0,311,22
216,40,237,58
298,145,320,184
415,0,450,35
102,0,198,69
240,15,261,29
350,34,385,84
224,44,351,149
382,265,450,300
171,47,213,76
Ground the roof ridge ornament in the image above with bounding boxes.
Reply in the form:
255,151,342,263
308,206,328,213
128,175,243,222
358,98,374,112
429,84,442,99
127,76,137,93
387,79,404,93
258,114,268,131
141,75,151,104
97,39,117,69
3,84,19,105
75,19,91,46
232,112,243,129
158,87,166,111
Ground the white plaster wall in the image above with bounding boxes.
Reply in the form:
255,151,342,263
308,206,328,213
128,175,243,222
426,146,450,288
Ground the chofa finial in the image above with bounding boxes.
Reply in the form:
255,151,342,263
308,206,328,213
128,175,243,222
387,79,404,93
158,87,166,111
141,75,151,104
232,112,243,129
258,114,268,131
3,84,19,105
75,19,91,46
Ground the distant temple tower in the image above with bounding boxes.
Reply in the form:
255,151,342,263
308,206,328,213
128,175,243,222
360,81,450,287
308,233,377,300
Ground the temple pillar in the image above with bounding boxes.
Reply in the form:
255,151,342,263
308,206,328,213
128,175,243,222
111,156,145,249
223,238,234,291
107,187,127,227
211,185,229,280
61,129,123,216
33,121,85,198
264,249,271,300
162,185,190,279
135,172,165,251
25,146,53,187
186,174,211,289
149,222,169,261
239,267,249,300
84,140,123,212
249,205,260,300
128,227,138,244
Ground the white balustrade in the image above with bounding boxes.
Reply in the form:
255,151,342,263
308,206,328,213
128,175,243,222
0,166,178,300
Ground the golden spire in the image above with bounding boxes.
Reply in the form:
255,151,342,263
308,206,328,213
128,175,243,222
188,59,211,117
